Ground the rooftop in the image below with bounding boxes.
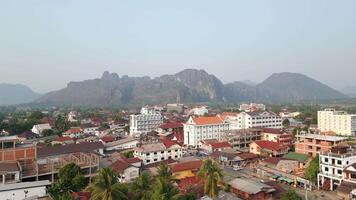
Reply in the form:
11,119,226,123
296,133,347,142
253,140,286,151
136,143,166,153
228,178,276,195
37,142,104,158
191,116,225,125
282,152,309,163
0,180,51,192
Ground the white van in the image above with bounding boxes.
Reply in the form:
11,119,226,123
233,165,243,171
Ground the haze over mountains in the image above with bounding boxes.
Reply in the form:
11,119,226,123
29,69,347,107
0,83,42,106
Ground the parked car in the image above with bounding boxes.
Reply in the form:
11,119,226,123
233,165,243,171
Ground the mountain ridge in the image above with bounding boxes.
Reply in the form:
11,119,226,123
34,69,347,106
0,83,42,106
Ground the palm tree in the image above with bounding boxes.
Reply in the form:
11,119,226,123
85,168,128,200
130,172,153,200
151,163,180,200
198,158,223,198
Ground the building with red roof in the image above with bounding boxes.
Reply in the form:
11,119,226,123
100,135,115,143
63,127,83,138
200,139,232,153
110,156,141,183
250,140,288,157
184,115,230,146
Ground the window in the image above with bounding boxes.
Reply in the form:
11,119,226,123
154,159,157,162
324,167,329,172
338,170,342,175
324,158,329,163
351,174,356,179
146,160,150,163
337,160,342,165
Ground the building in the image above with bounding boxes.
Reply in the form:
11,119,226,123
81,123,99,134
183,116,230,147
134,141,182,165
249,140,288,157
318,146,356,191
63,127,83,138
236,111,283,130
0,180,51,200
111,157,141,183
199,139,232,154
295,133,347,157
67,111,79,122
169,159,202,180
190,106,209,116
130,106,163,134
167,103,184,113
221,128,262,150
31,123,51,135
219,112,239,130
104,137,139,152
261,128,293,147
318,108,356,136
227,178,275,200
239,103,266,112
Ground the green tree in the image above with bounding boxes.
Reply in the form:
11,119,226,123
130,172,154,200
55,115,70,133
86,168,128,200
121,151,134,158
198,158,223,198
305,155,319,183
281,189,302,200
151,163,179,200
49,163,86,200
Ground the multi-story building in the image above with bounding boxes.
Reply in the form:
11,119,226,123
318,146,356,191
318,108,356,136
133,140,182,165
235,111,283,130
239,103,266,112
183,116,230,147
261,128,293,147
0,136,102,184
189,106,209,116
130,106,163,134
220,128,262,150
249,140,288,157
295,133,347,157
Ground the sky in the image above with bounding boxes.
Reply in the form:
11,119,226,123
0,0,356,93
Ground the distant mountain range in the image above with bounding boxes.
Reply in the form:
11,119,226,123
341,86,356,98
33,69,347,106
0,83,42,106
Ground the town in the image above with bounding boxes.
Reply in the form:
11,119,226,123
0,102,356,200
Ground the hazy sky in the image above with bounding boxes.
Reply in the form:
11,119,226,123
1,0,356,93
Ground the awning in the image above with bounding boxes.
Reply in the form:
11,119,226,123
278,177,294,183
271,175,279,179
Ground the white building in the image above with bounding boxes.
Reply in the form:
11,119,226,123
190,106,209,116
183,116,230,146
0,180,50,200
104,137,139,151
230,111,282,130
129,106,163,134
318,108,356,136
31,123,51,135
134,142,182,165
67,111,79,122
318,146,356,190
239,103,266,112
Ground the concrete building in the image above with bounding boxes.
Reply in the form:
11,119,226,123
31,123,51,135
183,116,230,146
295,133,347,157
221,128,262,150
104,137,139,152
239,103,266,112
134,141,182,165
130,106,163,134
318,146,356,191
249,140,288,157
318,108,356,136
0,180,51,200
235,111,282,130
190,106,209,116
261,128,293,147
167,103,184,113
227,178,275,200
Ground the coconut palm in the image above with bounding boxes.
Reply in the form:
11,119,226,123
85,168,128,200
198,158,223,198
151,163,180,200
130,172,154,200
